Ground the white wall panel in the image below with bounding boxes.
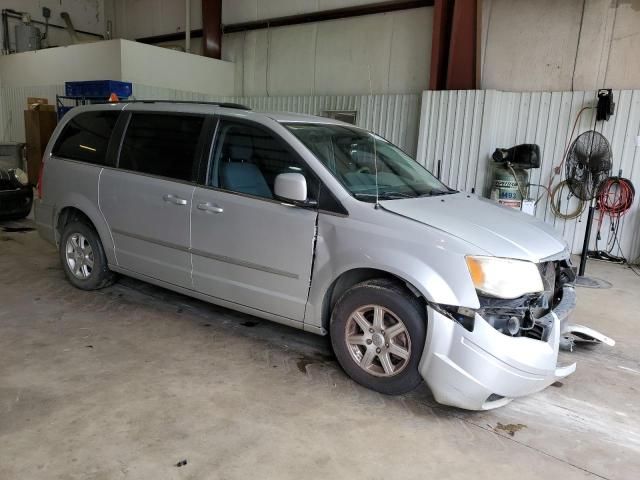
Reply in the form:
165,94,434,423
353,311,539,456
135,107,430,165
222,7,432,96
233,94,421,155
1,84,420,157
0,85,64,143
0,40,123,88
109,0,202,40
0,40,235,94
417,89,640,263
221,0,409,25
482,0,640,91
125,86,421,154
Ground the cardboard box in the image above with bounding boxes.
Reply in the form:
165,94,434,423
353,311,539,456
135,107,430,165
29,104,56,112
27,97,48,106
24,109,57,185
27,97,55,112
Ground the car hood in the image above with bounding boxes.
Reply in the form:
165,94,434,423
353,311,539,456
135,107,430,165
379,193,568,262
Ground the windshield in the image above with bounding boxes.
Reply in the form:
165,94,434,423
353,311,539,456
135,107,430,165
284,123,452,201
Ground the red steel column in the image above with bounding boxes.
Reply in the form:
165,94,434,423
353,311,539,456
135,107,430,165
202,0,222,59
429,0,477,90
446,0,477,89
429,0,454,90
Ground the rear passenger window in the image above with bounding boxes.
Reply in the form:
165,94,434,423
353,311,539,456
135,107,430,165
118,113,205,182
52,110,120,165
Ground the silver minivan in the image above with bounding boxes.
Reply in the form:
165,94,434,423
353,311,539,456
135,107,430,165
35,101,582,410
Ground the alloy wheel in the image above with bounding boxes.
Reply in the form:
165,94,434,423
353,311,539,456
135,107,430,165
65,233,94,280
344,304,411,377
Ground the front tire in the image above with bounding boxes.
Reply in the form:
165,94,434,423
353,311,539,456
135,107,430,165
59,221,115,290
330,279,427,395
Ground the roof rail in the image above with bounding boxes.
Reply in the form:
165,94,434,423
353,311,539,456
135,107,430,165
91,99,251,110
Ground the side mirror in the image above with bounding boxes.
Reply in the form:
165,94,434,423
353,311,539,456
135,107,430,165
274,172,308,203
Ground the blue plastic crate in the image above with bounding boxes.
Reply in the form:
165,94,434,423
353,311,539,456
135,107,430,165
65,80,132,99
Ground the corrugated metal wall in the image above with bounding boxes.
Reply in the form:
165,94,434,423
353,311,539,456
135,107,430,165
131,85,421,155
0,85,65,143
230,94,421,155
416,89,640,263
0,84,421,156
6,82,636,261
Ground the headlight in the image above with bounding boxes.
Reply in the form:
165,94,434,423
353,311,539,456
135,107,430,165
465,256,543,299
10,168,29,187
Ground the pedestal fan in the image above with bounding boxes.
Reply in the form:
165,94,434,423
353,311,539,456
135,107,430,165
564,130,612,286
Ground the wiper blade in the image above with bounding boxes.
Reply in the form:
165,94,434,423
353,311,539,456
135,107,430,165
379,191,415,199
353,192,377,198
421,190,455,197
354,191,416,200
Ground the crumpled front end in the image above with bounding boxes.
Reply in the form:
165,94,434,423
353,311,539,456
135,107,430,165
419,261,579,410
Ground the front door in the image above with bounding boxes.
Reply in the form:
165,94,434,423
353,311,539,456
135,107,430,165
190,119,318,321
99,111,206,288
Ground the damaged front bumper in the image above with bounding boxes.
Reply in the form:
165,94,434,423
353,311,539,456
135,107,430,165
419,286,577,410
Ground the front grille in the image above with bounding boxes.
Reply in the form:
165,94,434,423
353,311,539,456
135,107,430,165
524,324,545,341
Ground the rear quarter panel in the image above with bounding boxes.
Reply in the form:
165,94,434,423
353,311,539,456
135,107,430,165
40,157,116,265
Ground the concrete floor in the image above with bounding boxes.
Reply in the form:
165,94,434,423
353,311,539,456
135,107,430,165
1,219,639,480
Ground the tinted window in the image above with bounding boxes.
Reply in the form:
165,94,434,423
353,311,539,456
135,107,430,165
119,113,205,182
52,110,120,165
210,121,318,200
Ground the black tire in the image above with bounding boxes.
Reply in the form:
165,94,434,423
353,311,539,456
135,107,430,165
330,278,427,395
59,220,116,290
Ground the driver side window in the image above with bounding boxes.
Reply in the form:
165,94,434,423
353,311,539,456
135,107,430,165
210,120,317,201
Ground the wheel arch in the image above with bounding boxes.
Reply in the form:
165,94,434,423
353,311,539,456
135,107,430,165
54,199,116,265
321,268,427,333
56,207,93,234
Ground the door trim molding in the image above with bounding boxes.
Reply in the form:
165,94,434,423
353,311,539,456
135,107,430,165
112,228,191,253
190,248,299,279
112,228,299,279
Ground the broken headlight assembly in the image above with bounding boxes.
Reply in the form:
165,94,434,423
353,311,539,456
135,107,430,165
435,258,564,339
465,256,544,299
435,257,549,338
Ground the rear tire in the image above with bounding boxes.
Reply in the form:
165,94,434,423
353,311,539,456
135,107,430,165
59,221,115,290
330,278,427,395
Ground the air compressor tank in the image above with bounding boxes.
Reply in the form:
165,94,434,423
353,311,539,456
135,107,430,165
490,163,529,209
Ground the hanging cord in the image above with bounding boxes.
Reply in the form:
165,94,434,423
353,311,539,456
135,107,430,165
593,177,635,256
550,180,586,220
506,163,528,200
598,176,635,220
527,183,551,199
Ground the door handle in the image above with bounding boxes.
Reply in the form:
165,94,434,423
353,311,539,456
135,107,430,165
163,194,188,206
197,202,224,214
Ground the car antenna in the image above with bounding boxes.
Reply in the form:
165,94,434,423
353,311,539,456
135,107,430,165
368,65,380,209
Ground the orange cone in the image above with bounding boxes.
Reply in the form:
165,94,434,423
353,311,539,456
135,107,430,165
108,92,119,102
